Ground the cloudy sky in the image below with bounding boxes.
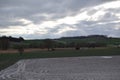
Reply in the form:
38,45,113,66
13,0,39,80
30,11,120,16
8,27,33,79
0,0,120,39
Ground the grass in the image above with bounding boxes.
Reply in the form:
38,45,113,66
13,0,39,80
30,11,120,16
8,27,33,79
0,47,120,71
24,37,120,46
59,37,120,44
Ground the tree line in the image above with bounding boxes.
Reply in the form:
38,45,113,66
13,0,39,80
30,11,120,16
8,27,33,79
0,36,24,50
1,35,119,51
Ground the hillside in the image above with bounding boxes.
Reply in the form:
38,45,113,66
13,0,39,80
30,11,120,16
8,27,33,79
24,35,120,48
58,35,120,45
0,35,120,50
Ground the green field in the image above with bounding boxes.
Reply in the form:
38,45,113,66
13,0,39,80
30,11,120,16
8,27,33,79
22,37,120,49
0,47,120,71
25,37,120,44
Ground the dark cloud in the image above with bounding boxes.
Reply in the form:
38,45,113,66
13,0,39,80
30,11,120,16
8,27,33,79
0,18,29,28
0,0,111,27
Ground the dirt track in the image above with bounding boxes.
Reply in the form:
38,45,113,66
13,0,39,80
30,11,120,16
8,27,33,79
0,48,74,54
0,47,107,54
0,48,45,54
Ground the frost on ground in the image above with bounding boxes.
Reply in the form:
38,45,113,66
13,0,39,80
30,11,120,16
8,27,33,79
0,56,120,80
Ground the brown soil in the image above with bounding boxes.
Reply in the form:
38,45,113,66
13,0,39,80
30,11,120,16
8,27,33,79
0,48,75,54
0,48,46,54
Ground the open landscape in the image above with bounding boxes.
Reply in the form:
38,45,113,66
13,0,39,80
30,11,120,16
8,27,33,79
0,0,120,80
0,35,120,74
0,35,120,80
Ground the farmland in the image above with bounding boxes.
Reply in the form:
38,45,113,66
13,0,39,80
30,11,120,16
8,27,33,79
0,35,120,80
0,35,120,72
23,36,120,48
0,47,120,71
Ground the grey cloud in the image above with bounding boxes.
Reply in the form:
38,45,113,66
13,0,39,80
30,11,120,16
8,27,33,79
0,15,29,28
74,20,120,37
87,9,98,16
0,0,120,38
0,0,112,28
21,21,120,39
46,24,70,33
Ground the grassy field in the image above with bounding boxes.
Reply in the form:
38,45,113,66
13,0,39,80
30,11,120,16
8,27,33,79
24,37,120,46
0,47,120,71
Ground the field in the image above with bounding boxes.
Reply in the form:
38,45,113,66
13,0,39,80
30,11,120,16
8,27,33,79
24,36,120,45
0,47,120,71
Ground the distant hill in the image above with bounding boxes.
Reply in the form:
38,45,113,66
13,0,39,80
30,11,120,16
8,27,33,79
23,35,120,48
1,35,120,50
58,35,120,45
60,35,107,39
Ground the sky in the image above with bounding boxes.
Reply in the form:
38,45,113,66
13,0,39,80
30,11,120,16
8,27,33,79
0,0,120,39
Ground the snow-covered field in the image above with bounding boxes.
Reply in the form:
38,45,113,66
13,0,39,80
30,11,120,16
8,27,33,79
0,56,120,80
